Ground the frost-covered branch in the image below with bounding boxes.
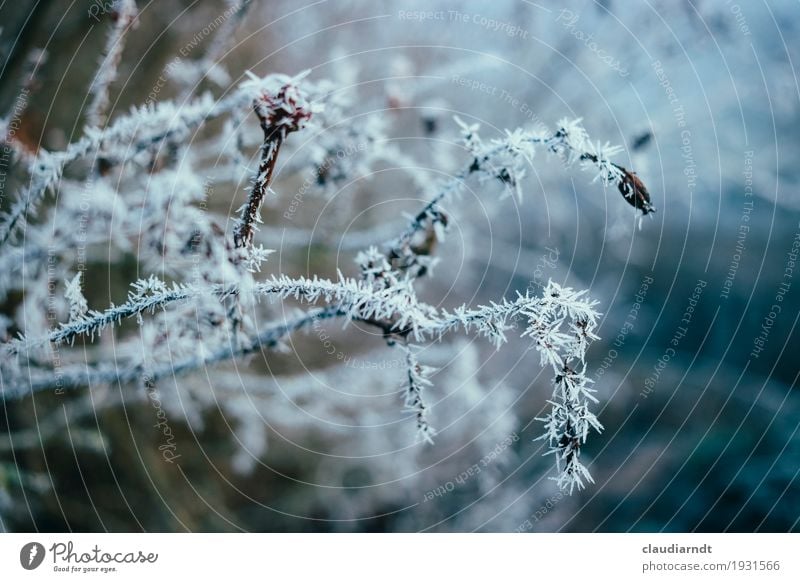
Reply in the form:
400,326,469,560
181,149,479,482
86,0,138,128
4,306,344,399
386,117,654,276
10,269,436,354
10,277,231,352
63,273,89,323
536,365,604,493
7,257,605,493
0,44,655,499
423,279,605,491
0,71,310,249
530,118,654,214
401,342,436,444
525,282,603,493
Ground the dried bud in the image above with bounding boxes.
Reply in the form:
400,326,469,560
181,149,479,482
616,165,655,215
255,82,314,137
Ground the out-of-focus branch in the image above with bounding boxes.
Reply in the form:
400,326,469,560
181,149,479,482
86,0,139,128
5,306,344,399
0,71,305,249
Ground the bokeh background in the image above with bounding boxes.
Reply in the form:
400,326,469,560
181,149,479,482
1,0,798,532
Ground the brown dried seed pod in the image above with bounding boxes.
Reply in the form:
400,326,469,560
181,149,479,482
615,165,655,215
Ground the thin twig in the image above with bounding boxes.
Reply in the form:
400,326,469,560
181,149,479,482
86,0,139,128
4,306,344,399
234,81,313,248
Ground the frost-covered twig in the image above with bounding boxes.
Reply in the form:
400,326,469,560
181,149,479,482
432,294,539,348
234,72,315,248
0,71,306,249
5,306,343,398
10,277,231,352
537,366,603,493
524,118,655,214
387,117,654,274
525,281,604,493
427,279,605,491
86,0,138,127
401,342,436,444
258,272,438,340
10,270,435,353
64,273,89,323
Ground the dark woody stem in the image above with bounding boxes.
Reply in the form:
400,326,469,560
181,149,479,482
233,84,312,249
233,116,283,248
